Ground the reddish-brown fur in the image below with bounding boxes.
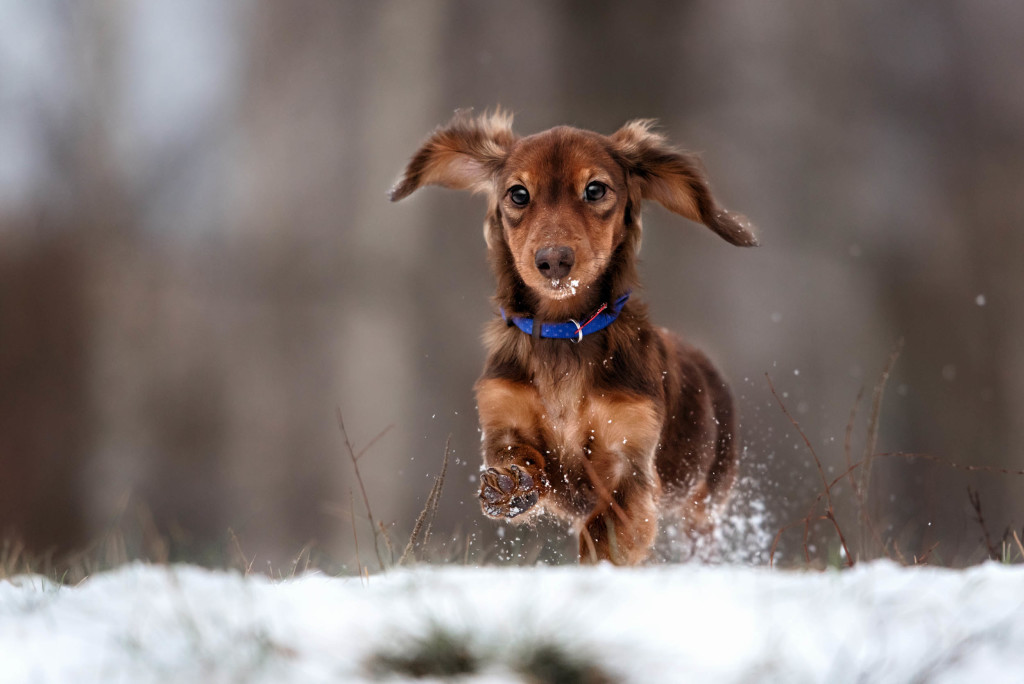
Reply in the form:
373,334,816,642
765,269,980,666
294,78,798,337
392,111,757,564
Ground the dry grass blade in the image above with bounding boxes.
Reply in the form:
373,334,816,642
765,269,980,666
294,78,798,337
579,524,599,564
422,435,452,550
135,501,169,565
1013,529,1024,561
1,538,27,579
400,436,451,566
289,542,315,578
859,340,902,533
378,521,395,566
228,527,256,576
400,496,431,566
580,457,630,528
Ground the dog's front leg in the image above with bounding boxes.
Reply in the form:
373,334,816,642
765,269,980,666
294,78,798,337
475,377,551,520
578,477,659,566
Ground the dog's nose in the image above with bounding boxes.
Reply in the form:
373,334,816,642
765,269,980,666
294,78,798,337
535,246,575,280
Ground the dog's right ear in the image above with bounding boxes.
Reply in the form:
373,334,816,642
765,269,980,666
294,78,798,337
390,110,516,201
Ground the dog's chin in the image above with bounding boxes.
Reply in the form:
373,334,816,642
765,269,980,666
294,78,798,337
539,277,584,301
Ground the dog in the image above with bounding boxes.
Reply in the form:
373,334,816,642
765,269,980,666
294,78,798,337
391,111,757,564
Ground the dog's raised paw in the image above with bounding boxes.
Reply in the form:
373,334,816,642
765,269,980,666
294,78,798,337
480,464,539,519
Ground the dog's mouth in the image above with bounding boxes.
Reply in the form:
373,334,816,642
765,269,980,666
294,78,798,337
545,277,582,300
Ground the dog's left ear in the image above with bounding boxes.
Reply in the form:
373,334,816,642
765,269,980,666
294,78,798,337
390,110,516,201
611,120,758,246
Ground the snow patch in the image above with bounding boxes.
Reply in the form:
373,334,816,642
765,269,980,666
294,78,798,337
2,560,1023,682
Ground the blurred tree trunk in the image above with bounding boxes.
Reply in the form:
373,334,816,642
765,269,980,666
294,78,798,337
223,0,448,563
0,233,91,553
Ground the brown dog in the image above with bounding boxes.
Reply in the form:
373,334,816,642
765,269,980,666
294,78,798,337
391,111,756,564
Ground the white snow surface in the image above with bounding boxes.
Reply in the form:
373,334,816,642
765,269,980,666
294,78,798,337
2,560,1023,683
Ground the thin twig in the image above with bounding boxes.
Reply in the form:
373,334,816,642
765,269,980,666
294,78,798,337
356,425,395,462
336,408,386,570
770,518,807,567
890,539,908,566
875,452,1024,476
767,373,853,566
774,445,1023,567
349,490,365,582
967,486,1000,561
844,386,865,506
847,385,864,548
915,541,940,565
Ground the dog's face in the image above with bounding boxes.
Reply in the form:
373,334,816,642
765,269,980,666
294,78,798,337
497,127,629,303
391,112,756,310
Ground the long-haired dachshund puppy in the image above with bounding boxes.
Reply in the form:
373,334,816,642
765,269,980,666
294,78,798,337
391,111,757,564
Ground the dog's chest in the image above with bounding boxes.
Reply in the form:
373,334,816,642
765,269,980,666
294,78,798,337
530,360,601,459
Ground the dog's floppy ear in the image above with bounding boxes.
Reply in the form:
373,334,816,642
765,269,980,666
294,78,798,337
610,120,758,246
390,110,516,201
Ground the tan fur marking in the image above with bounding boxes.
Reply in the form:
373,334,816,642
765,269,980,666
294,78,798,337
475,377,542,439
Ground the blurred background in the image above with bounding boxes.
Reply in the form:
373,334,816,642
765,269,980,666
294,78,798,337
2,0,1023,570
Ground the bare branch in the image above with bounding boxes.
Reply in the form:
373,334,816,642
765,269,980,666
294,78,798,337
356,424,395,462
336,408,385,570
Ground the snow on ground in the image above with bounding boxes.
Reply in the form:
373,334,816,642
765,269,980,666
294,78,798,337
2,560,1023,683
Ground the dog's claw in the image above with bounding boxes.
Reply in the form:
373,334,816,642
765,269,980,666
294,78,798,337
515,468,534,490
480,463,541,519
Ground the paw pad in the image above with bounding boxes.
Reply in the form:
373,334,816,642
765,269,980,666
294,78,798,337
480,464,540,519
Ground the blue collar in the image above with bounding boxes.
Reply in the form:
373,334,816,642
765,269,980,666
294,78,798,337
500,292,631,341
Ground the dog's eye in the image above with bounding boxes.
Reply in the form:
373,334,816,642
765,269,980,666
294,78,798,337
584,181,607,202
508,185,530,207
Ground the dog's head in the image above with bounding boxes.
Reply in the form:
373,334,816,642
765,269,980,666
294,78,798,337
391,111,756,314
